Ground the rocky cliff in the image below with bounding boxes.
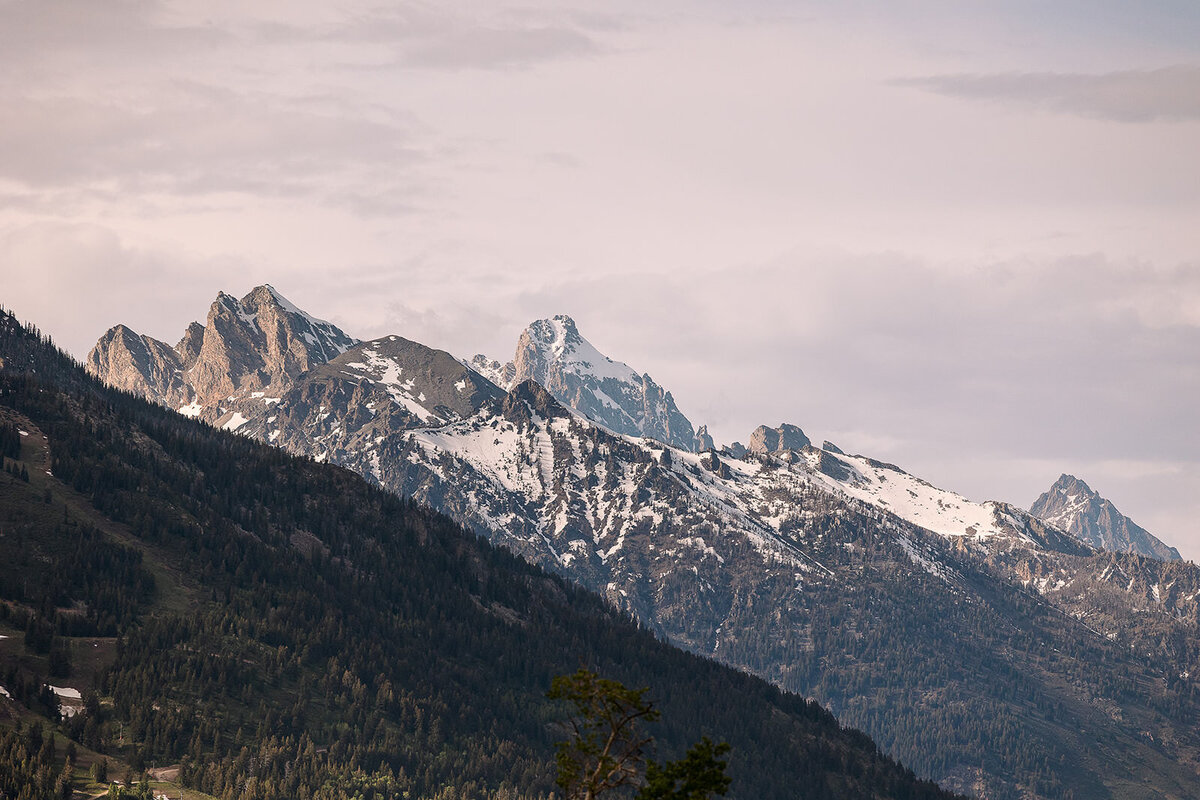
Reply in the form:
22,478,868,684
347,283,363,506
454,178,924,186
87,284,356,427
1031,473,1181,560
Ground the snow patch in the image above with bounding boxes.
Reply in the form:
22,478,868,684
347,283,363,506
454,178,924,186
178,402,203,418
222,412,250,431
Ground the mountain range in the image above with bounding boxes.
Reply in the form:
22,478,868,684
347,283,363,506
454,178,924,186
0,305,960,800
86,286,1200,800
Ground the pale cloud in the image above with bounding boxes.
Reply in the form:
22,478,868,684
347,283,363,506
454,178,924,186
897,65,1200,122
316,5,604,70
0,0,226,64
399,25,599,70
0,85,423,209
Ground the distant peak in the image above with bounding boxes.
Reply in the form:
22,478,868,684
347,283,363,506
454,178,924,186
249,283,285,304
748,423,811,455
1053,473,1094,495
526,315,583,350
506,313,695,449
244,284,288,308
228,284,347,333
504,378,570,421
1032,473,1180,561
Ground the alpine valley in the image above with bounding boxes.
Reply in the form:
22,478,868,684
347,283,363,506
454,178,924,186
83,286,1200,800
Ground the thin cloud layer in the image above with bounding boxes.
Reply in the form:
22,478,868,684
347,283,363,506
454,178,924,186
0,1,608,215
0,86,421,198
897,65,1200,122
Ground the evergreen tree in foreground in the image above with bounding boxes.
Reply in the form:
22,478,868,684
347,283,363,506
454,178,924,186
549,670,731,800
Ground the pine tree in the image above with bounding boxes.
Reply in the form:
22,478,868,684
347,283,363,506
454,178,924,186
549,670,729,800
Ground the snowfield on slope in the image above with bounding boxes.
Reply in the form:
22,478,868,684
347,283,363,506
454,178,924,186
800,450,1014,539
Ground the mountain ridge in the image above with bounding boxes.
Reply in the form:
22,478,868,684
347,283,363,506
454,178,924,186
2,305,961,800
472,314,700,451
84,287,1200,799
86,284,357,429
1031,473,1181,561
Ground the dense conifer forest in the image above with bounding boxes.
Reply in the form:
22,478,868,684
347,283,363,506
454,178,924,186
0,308,960,798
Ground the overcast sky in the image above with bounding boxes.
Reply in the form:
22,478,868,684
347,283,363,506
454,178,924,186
2,0,1198,558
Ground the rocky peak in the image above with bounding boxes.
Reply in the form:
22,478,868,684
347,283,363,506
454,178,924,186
1031,474,1181,561
503,379,571,425
748,423,811,455
87,324,190,406
176,321,205,369
480,315,697,451
526,314,584,354
87,284,358,424
722,441,748,458
241,335,504,465
193,285,355,398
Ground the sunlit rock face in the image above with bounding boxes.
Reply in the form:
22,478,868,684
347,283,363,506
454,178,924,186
87,284,356,428
476,314,696,451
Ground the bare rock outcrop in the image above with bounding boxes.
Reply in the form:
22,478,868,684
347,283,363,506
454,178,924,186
747,423,811,455
87,284,357,426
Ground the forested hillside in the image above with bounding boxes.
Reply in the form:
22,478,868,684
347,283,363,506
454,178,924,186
0,307,958,799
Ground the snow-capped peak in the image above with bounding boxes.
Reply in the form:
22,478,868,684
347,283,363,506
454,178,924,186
1030,473,1180,560
525,315,639,384
258,284,344,334
468,315,697,451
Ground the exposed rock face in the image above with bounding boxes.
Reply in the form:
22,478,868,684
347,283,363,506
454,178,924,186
694,424,715,452
176,321,205,369
87,285,357,426
747,423,811,454
87,324,192,407
478,315,697,451
467,355,514,389
187,286,357,406
722,441,747,458
243,336,504,473
1031,474,1181,561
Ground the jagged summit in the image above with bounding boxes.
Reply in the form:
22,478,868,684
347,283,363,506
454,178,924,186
88,323,193,406
86,284,357,426
1031,473,1180,561
474,315,697,451
521,315,638,384
748,423,811,454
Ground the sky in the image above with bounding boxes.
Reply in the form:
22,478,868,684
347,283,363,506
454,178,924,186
1,0,1198,558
